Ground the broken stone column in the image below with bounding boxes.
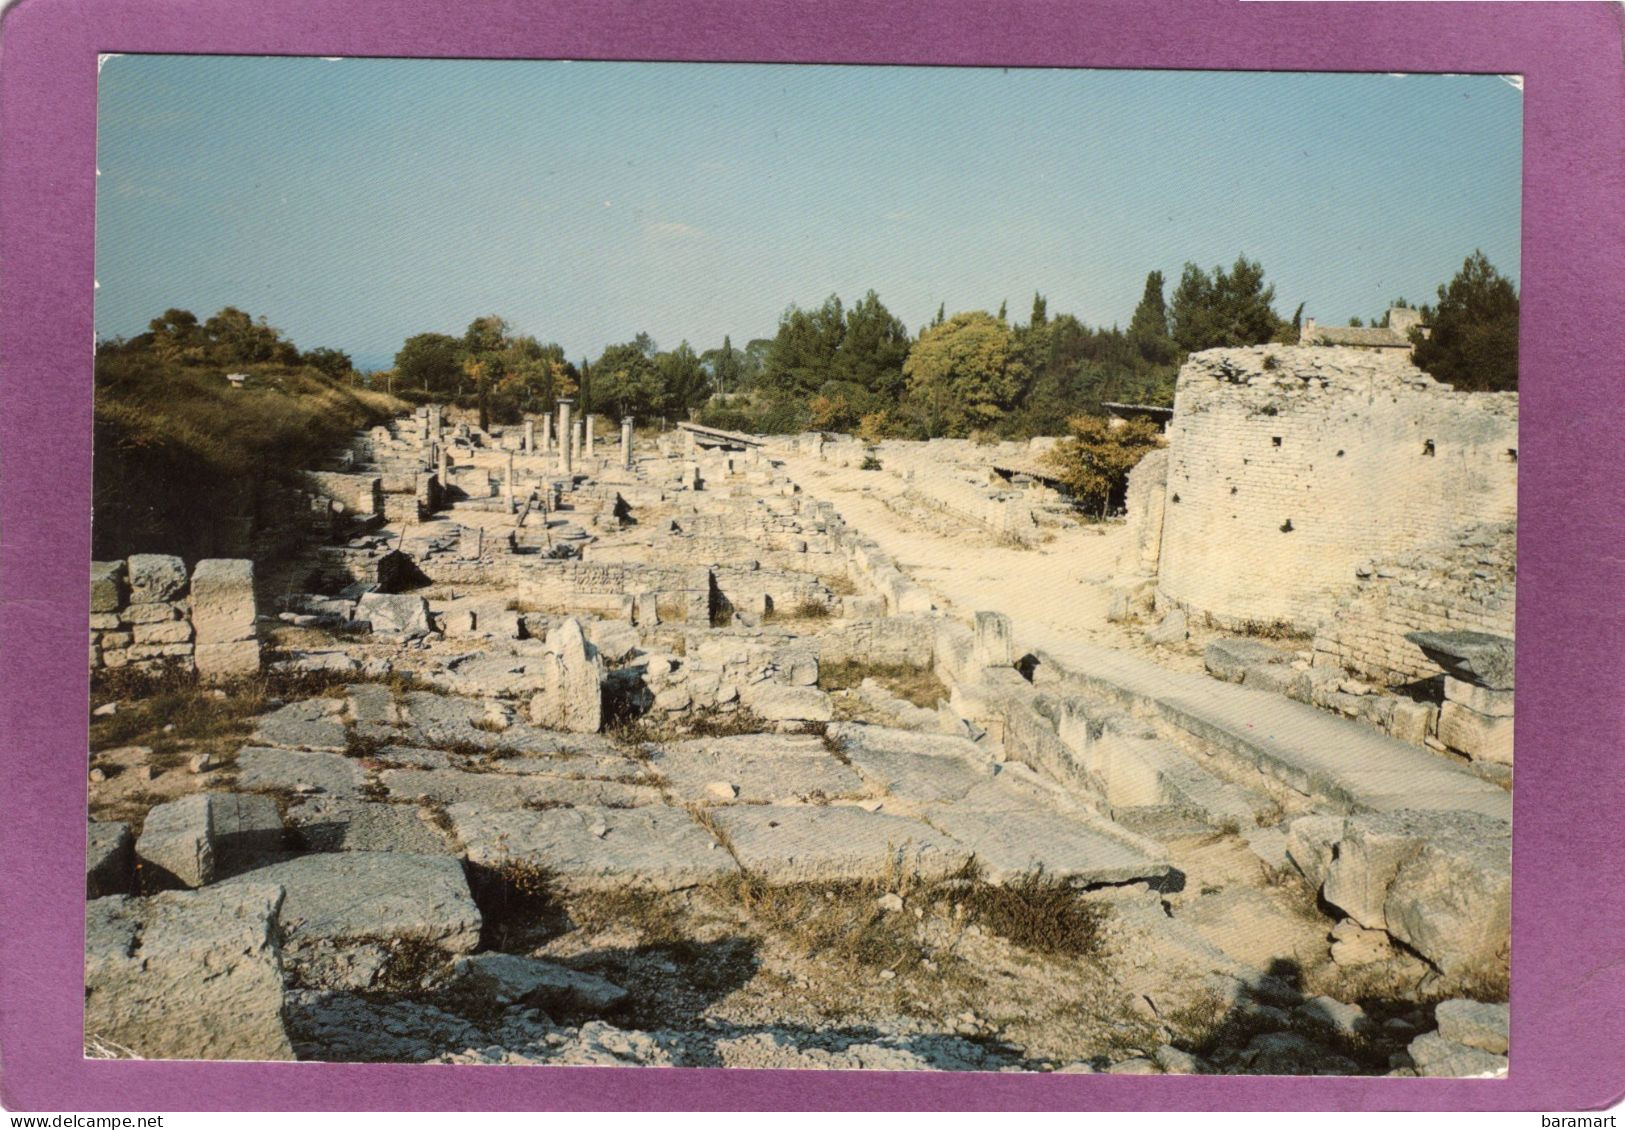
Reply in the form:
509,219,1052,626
437,443,450,490
505,451,516,513
585,413,596,458
621,416,634,469
572,420,583,463
524,418,535,454
974,611,1014,669
556,398,574,475
191,558,260,683
528,617,604,733
540,413,552,454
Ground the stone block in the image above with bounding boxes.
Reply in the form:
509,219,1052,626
196,639,262,683
90,561,127,613
89,612,122,631
217,851,481,956
85,884,293,1060
1204,638,1292,683
136,792,285,889
1438,701,1514,764
1407,1031,1507,1077
1388,698,1438,746
190,558,258,644
527,617,604,733
127,554,189,603
1406,630,1514,691
123,601,183,624
236,746,364,798
1434,999,1509,1054
356,592,433,637
1285,814,1346,890
741,683,832,722
1444,677,1514,718
133,619,194,645
253,700,349,752
87,821,134,898
973,611,1013,669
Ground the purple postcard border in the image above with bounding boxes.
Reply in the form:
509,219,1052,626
2,0,1622,1113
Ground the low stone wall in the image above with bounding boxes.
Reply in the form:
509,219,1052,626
90,555,260,682
810,615,938,669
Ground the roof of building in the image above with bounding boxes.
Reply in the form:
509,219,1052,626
1309,325,1412,348
1102,401,1175,419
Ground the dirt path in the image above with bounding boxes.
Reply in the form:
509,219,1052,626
779,453,1207,674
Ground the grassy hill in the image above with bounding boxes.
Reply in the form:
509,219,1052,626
93,348,404,562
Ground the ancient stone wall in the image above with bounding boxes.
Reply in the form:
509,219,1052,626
1312,522,1515,689
90,555,260,681
1156,346,1517,631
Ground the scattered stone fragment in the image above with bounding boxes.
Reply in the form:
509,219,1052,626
451,953,628,1014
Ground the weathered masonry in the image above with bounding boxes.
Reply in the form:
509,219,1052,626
1148,346,1516,633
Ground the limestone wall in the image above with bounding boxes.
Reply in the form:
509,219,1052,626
90,555,260,682
1156,346,1517,631
1313,522,1515,689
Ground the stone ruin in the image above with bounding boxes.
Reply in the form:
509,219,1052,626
84,392,1510,1076
1113,346,1518,780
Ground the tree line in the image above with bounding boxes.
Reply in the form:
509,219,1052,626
384,250,1513,440
99,248,1517,446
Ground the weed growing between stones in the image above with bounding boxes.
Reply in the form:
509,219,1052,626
817,660,948,709
953,871,1108,958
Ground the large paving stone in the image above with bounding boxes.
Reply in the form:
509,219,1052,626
345,683,400,725
924,782,1170,886
649,740,864,805
709,805,973,884
87,821,134,897
379,768,660,809
284,796,456,854
826,723,994,804
85,884,293,1060
450,804,737,891
252,699,349,752
218,851,481,955
236,746,365,798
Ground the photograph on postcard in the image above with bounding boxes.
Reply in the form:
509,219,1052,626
85,57,1518,1075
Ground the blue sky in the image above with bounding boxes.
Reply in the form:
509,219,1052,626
95,58,1522,371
